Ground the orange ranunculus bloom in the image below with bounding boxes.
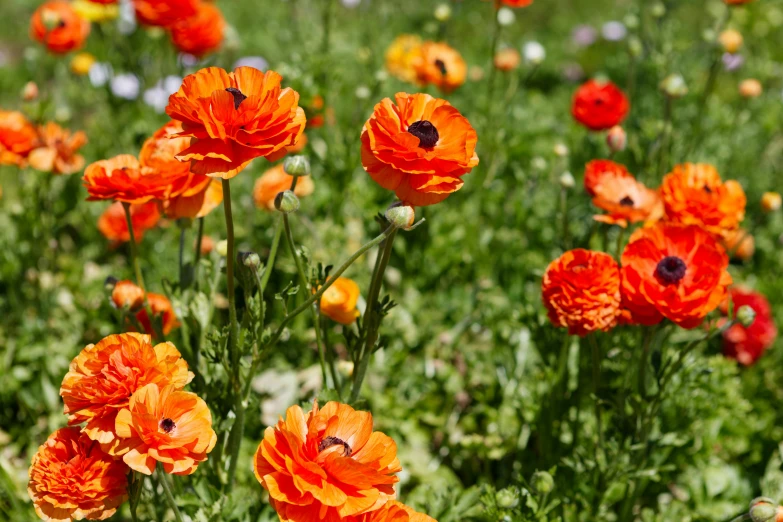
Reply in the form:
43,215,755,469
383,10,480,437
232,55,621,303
412,42,467,93
98,201,161,244
660,163,746,237
83,155,174,204
253,163,315,211
170,2,225,57
254,401,402,522
28,122,87,175
165,67,306,179
541,249,621,336
114,383,217,475
28,427,128,522
350,501,436,522
721,228,754,261
590,172,663,228
385,34,423,84
30,1,90,54
0,110,38,167
500,0,534,7
111,280,145,311
136,292,180,337
572,80,630,131
583,160,632,196
133,0,199,27
620,223,732,329
163,178,224,219
320,277,361,325
361,93,479,207
266,133,309,162
720,288,777,366
494,48,521,71
139,121,193,178
60,332,193,452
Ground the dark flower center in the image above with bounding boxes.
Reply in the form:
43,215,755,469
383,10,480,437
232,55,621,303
225,87,247,110
703,185,713,194
407,120,439,149
619,196,635,207
318,436,352,457
160,418,176,434
655,256,687,285
434,59,447,76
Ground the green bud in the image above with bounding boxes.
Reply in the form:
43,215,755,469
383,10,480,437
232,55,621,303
495,487,519,509
650,2,666,18
385,203,415,230
559,172,575,189
628,36,643,58
216,240,228,257
283,155,311,177
750,497,779,522
238,251,261,271
275,190,300,214
530,471,554,495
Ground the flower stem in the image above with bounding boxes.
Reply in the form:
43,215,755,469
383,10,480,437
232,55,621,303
122,202,146,293
178,225,186,288
156,464,183,522
259,216,283,294
589,335,604,451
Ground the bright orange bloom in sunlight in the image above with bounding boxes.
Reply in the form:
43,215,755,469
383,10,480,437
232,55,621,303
98,201,161,244
253,164,315,211
114,383,216,475
60,333,192,453
254,401,402,522
28,122,87,175
572,80,630,131
133,0,199,27
661,163,746,237
720,288,777,366
589,173,663,228
350,501,436,522
361,93,479,206
139,121,193,179
385,34,423,84
83,155,172,204
170,2,225,57
165,67,306,179
30,1,90,54
320,277,361,325
721,228,754,261
163,178,224,219
111,280,145,311
583,160,631,196
413,42,467,93
621,223,732,329
0,110,38,167
136,292,180,337
541,249,621,336
28,427,128,522
500,0,534,7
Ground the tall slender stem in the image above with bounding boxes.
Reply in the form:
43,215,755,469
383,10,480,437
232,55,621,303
122,202,146,292
156,464,183,522
178,226,186,287
322,314,342,397
260,216,283,294
590,335,604,451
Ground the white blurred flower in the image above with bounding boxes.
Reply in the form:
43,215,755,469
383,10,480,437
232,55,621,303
163,75,182,93
233,56,268,71
434,3,451,21
602,21,627,41
117,0,136,35
178,53,200,68
355,85,371,99
88,62,113,87
497,7,515,26
111,73,140,100
143,75,182,113
342,0,361,7
571,25,597,47
523,41,546,65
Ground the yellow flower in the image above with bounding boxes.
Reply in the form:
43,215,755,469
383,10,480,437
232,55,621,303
718,29,743,53
761,192,781,213
73,0,119,22
70,52,96,76
385,34,423,83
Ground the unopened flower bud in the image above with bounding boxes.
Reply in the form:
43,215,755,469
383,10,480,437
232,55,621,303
216,239,228,257
739,78,763,99
719,29,743,54
21,81,39,102
495,487,520,509
749,497,781,522
659,74,688,98
530,471,555,495
337,360,354,377
559,172,575,189
736,305,757,328
275,190,300,213
434,3,451,21
761,192,782,213
385,203,415,230
283,155,310,177
606,125,627,152
238,251,261,270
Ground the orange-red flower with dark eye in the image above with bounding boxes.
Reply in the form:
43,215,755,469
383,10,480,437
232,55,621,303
620,223,732,328
28,122,87,175
719,288,777,365
133,0,199,27
114,383,217,475
170,2,225,57
361,92,479,206
83,155,173,204
541,249,622,336
60,333,193,453
572,80,630,131
28,427,128,522
98,201,161,245
587,166,663,228
583,160,632,196
350,501,437,522
660,163,746,237
165,66,306,179
254,401,402,522
30,1,90,54
136,292,180,337
413,42,467,93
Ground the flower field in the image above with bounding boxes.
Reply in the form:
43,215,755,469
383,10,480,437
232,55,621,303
1,0,782,521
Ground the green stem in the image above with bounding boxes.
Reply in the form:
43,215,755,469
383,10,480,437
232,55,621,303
589,335,604,452
260,216,283,293
322,314,342,397
657,96,673,178
560,187,570,249
122,202,146,293
638,327,654,398
156,464,183,522
178,225,186,287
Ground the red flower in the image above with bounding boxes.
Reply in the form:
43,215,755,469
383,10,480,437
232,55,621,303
170,3,225,57
720,288,777,365
97,201,161,245
30,1,90,54
136,293,179,337
572,80,629,131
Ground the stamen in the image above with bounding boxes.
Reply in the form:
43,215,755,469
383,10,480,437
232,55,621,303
407,120,439,149
225,87,247,110
655,256,687,285
318,436,352,457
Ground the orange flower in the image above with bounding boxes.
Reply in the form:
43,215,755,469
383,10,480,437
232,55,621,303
350,501,436,522
170,2,225,57
133,0,199,27
139,121,193,179
494,48,521,71
588,167,663,228
361,93,479,206
114,383,216,475
620,223,732,328
541,249,621,336
165,67,306,179
721,228,754,261
500,0,534,7
163,178,224,219
724,0,754,5
198,235,215,255
98,201,161,244
136,292,180,337
254,401,402,522
0,110,38,167
28,427,128,522
761,192,782,213
320,277,361,325
571,80,630,131
583,160,632,196
30,1,90,54
660,163,746,236
385,34,423,83
413,42,466,93
83,154,174,204
28,122,87,175
253,163,315,211
267,133,309,162
60,332,193,452
111,280,145,311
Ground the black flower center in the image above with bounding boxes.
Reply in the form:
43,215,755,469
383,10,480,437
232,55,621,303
434,59,447,76
225,87,247,110
407,120,439,149
619,196,635,207
655,256,687,285
160,418,176,434
703,185,713,194
318,436,352,457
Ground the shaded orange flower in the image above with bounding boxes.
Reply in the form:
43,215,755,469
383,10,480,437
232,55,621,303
721,228,754,261
494,48,520,71
589,168,663,228
254,401,402,522
133,0,199,27
621,223,732,328
114,383,216,475
320,277,361,325
60,332,193,452
28,122,87,175
720,288,777,365
724,0,754,5
267,133,309,162
165,67,306,179
583,160,632,196
83,155,173,204
170,2,225,57
98,201,161,244
0,110,38,167
28,427,128,522
361,93,479,206
136,292,180,337
253,163,315,211
385,34,423,84
660,163,746,236
198,235,215,255
572,80,629,131
350,501,436,522
162,178,224,219
500,0,534,7
30,1,90,54
413,42,466,93
111,280,145,311
139,121,193,178
541,249,621,336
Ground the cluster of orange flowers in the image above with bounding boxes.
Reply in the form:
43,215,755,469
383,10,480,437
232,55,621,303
0,110,86,174
28,333,215,520
385,36,467,92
